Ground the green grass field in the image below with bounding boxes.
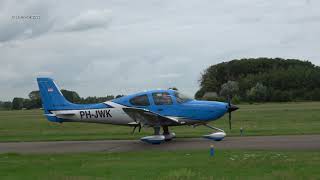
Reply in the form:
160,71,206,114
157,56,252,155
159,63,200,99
0,150,319,180
0,102,320,142
1,103,319,180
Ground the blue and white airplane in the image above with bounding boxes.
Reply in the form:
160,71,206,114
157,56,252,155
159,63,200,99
37,78,239,144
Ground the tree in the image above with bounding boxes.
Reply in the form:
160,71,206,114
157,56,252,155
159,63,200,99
61,89,81,103
105,95,115,101
247,83,268,102
22,99,33,109
2,89,122,110
28,91,40,100
0,101,11,110
219,81,239,99
28,90,42,108
197,58,320,102
115,95,125,98
81,95,115,104
3,101,12,110
168,87,178,91
12,97,24,110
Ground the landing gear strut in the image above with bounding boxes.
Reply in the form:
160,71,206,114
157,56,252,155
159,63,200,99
140,126,176,144
162,126,176,141
154,126,161,135
203,124,225,133
140,126,165,144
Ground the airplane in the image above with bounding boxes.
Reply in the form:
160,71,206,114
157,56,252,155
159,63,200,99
37,77,239,144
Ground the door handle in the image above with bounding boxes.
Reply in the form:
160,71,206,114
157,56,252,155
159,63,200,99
158,108,163,111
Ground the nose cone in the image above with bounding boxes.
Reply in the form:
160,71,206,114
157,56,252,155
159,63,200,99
228,104,239,112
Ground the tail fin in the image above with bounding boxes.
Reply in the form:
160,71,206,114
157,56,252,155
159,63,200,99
37,78,73,113
37,77,110,122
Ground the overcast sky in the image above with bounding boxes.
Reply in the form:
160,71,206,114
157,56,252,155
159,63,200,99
0,0,319,101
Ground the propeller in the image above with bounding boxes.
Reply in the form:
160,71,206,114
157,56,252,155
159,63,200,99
227,96,239,130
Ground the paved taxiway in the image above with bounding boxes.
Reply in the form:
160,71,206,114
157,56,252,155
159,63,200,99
1,135,319,154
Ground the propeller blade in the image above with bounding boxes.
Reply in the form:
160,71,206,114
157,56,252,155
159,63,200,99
226,95,239,130
228,111,232,130
228,96,232,130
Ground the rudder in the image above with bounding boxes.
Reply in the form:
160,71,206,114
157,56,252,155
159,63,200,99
36,77,110,123
37,77,73,113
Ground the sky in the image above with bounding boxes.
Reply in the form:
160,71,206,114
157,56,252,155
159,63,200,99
0,0,319,101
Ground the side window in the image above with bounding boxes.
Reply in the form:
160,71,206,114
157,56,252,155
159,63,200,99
152,92,173,105
129,94,150,106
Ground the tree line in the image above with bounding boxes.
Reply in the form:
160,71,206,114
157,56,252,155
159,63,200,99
1,57,319,110
195,58,320,102
0,90,125,110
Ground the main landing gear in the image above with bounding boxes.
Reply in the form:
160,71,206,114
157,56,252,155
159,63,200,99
162,126,176,141
202,124,226,141
140,126,176,144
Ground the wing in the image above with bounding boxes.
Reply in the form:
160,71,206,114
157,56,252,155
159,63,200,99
122,107,181,127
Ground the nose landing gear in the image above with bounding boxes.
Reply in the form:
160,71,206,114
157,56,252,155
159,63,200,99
202,124,226,141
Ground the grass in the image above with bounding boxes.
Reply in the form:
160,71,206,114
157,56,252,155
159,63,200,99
0,150,319,180
0,102,320,142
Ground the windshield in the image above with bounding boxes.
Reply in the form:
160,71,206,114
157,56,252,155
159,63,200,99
174,92,193,103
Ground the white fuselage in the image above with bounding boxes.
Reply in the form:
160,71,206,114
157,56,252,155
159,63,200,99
51,102,135,125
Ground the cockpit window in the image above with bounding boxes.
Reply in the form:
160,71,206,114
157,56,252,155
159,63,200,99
152,92,173,105
174,92,193,103
129,94,150,106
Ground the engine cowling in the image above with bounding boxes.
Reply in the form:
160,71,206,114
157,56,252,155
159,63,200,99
140,135,165,144
203,132,226,141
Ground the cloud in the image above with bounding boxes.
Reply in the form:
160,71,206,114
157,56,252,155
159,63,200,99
58,9,112,32
0,2,111,43
0,0,56,43
158,73,182,79
0,0,319,100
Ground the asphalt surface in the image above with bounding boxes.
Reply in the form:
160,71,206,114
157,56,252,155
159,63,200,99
1,135,320,154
